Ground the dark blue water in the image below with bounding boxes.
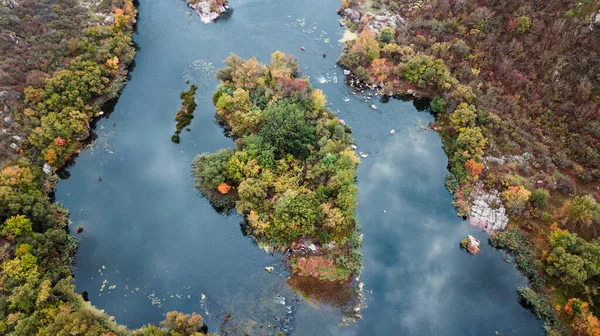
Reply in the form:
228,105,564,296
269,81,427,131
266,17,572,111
55,0,544,334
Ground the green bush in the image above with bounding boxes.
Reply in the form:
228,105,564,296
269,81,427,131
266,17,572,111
430,96,447,113
490,229,544,289
517,286,556,322
516,16,531,35
529,188,549,209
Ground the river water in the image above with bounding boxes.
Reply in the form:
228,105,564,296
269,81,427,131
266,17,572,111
55,0,544,334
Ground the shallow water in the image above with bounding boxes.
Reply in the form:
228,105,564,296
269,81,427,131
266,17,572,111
55,0,544,334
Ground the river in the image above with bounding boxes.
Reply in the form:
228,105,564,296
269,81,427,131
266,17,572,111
55,0,544,334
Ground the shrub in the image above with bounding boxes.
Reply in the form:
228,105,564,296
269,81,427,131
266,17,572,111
560,195,598,227
503,186,531,215
450,84,476,103
529,188,549,209
517,287,555,322
430,96,447,113
516,16,531,35
378,27,394,44
490,229,544,289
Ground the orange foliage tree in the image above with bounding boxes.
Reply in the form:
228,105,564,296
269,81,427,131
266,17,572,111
465,159,484,178
217,182,231,194
370,58,392,84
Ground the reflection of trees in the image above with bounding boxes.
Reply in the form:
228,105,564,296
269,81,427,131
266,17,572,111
287,275,361,320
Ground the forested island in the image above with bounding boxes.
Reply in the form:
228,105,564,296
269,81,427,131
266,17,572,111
193,52,362,283
172,84,198,143
337,0,600,334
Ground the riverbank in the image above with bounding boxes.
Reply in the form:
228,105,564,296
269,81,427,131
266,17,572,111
0,0,217,334
336,0,600,334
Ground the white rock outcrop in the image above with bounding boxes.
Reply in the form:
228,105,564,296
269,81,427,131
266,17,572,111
468,183,509,233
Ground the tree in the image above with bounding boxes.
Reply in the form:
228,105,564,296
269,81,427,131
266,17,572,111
272,190,318,241
450,84,476,103
161,311,205,335
3,215,33,239
349,29,380,66
454,127,487,161
465,159,484,178
396,53,456,90
259,101,316,159
451,103,477,128
545,228,600,288
192,149,234,191
370,58,392,83
236,178,267,214
378,27,394,44
430,96,447,113
561,195,598,227
502,186,531,215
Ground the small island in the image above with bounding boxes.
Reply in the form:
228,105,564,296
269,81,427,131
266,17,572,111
186,0,229,24
193,52,362,283
172,84,197,143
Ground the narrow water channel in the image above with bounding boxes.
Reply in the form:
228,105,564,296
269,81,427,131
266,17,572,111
55,0,544,334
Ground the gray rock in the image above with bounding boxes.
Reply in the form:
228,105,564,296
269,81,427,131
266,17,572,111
468,183,509,232
595,11,600,27
342,8,361,21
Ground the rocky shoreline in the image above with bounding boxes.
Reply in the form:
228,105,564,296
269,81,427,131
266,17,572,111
338,3,512,238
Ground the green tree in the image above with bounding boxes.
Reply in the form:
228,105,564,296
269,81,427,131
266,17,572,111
192,149,234,191
3,215,33,238
396,53,456,90
430,96,447,113
236,178,268,214
450,103,477,128
378,27,394,45
561,195,598,227
259,101,316,159
529,189,549,209
273,190,318,241
454,127,487,161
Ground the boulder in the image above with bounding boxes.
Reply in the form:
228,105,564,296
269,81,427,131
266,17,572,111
461,235,480,255
43,163,52,174
595,11,600,27
342,8,361,22
188,0,228,24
